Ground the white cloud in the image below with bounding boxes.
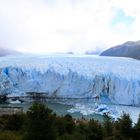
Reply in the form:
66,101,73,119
0,0,139,53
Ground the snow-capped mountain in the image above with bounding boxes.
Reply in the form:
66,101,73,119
0,54,140,106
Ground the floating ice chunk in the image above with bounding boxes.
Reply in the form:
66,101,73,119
9,99,22,104
95,104,108,112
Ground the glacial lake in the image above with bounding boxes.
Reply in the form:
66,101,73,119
0,99,140,123
0,99,104,122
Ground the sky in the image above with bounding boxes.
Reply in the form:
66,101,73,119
0,0,140,54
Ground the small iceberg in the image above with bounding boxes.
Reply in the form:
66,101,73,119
95,104,108,112
10,99,21,104
8,98,24,104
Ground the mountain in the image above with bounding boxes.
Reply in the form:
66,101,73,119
100,40,140,60
0,54,140,106
0,48,20,56
85,48,102,55
85,50,101,55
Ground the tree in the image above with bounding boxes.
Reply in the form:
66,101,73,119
87,119,103,140
134,115,140,139
64,114,75,134
117,113,132,138
103,115,114,137
55,114,75,136
23,103,57,140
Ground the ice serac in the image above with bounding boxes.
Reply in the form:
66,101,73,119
0,54,140,106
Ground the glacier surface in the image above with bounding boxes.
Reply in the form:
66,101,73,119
0,54,140,106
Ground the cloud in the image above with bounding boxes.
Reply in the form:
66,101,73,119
0,0,139,53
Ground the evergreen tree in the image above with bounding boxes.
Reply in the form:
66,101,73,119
117,113,132,138
64,114,75,134
134,115,140,139
23,103,57,140
87,119,103,140
103,115,114,137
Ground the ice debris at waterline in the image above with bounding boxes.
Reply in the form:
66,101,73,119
0,54,140,106
68,103,140,123
68,103,118,119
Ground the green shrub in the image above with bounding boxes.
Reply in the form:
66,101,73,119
0,131,21,140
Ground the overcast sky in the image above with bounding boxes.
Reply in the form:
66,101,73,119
0,0,140,54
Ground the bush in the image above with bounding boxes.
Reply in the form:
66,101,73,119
5,114,24,131
0,131,21,140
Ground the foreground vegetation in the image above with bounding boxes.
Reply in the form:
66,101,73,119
0,103,140,140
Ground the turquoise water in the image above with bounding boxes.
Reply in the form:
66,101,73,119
0,100,104,122
1,98,140,123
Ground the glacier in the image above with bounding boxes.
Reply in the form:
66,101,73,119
0,54,140,106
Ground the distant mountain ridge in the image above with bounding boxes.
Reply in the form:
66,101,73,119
100,40,140,60
0,48,20,56
85,48,102,55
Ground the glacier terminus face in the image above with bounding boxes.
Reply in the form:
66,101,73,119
0,54,140,106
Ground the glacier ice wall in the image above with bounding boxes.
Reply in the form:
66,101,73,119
0,54,140,106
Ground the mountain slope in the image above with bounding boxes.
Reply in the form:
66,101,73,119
0,48,20,56
100,41,140,60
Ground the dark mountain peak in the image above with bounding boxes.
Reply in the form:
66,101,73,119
100,40,140,60
123,40,140,46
